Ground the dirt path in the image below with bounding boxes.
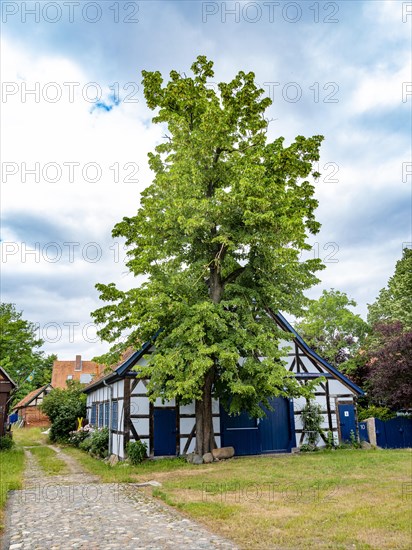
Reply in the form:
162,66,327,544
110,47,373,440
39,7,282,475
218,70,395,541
2,445,237,550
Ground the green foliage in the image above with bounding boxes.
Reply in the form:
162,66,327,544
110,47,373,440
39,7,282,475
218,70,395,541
0,302,56,406
349,430,360,448
295,289,368,369
92,56,325,446
40,381,86,442
68,429,91,447
79,428,109,459
367,248,412,330
126,440,148,464
301,400,324,448
357,405,396,422
0,435,14,451
325,430,335,449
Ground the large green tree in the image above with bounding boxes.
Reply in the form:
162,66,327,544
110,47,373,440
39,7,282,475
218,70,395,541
92,56,325,454
0,303,55,404
367,248,412,330
294,289,368,370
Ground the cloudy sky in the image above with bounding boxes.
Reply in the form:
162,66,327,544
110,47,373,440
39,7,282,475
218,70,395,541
1,0,411,360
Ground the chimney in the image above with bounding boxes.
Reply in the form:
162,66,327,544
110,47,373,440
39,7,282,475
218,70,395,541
75,355,82,371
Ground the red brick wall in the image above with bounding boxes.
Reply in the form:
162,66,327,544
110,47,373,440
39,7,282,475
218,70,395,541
20,406,50,427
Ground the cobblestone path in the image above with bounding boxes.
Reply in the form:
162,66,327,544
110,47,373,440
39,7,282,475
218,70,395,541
2,446,237,550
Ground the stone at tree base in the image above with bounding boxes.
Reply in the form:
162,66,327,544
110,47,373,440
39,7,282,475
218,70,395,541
108,454,119,467
202,452,213,463
186,453,204,464
211,447,235,460
361,441,372,450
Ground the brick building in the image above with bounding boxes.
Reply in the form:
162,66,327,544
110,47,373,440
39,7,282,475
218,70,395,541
12,384,52,427
51,355,105,389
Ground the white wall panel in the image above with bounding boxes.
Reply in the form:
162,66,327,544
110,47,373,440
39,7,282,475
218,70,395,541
180,417,195,435
132,417,149,436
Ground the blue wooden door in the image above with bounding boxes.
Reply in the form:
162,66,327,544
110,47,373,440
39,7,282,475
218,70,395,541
153,408,176,456
338,403,356,443
259,397,293,453
220,407,260,455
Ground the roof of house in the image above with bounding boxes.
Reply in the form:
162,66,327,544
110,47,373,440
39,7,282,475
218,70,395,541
0,366,17,388
84,315,364,396
13,384,52,410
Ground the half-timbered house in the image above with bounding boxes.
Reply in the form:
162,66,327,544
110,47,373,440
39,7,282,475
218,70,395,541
12,384,53,427
84,312,363,459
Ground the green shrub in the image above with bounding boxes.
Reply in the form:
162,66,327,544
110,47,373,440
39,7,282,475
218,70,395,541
357,405,396,422
0,435,14,451
41,381,86,442
90,428,109,458
126,440,148,464
79,435,93,453
69,429,91,447
79,428,109,458
301,400,324,448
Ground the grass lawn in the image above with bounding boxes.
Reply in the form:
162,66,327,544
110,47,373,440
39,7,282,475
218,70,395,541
66,446,412,549
12,427,49,447
0,447,25,531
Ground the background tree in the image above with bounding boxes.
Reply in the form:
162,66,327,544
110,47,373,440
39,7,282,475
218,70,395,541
367,248,412,330
294,289,368,370
92,56,325,455
0,303,55,404
365,322,412,410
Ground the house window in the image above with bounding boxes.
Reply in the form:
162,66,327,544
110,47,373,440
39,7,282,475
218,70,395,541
98,403,104,427
67,375,73,380
80,373,92,384
104,402,109,426
111,401,118,431
90,403,97,426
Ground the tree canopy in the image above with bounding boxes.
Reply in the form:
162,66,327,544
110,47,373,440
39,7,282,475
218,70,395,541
0,303,55,404
367,248,412,330
365,322,412,410
92,56,325,454
294,289,368,370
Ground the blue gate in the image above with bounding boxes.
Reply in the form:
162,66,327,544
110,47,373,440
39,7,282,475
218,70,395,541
220,397,295,455
375,417,412,449
358,421,369,442
153,408,176,456
259,397,294,453
338,403,357,443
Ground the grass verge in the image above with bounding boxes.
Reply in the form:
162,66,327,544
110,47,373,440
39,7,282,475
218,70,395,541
0,446,25,531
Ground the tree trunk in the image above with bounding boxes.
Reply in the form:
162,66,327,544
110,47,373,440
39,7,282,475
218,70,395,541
195,367,216,456
194,254,223,455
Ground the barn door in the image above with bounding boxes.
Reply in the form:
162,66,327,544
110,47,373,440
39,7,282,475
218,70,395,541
338,403,356,443
153,408,176,456
220,407,260,455
259,397,293,453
